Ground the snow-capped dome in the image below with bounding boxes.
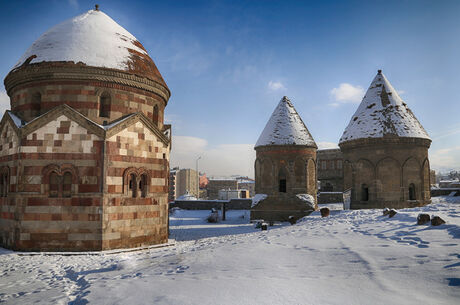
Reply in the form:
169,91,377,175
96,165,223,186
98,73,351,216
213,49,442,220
12,8,166,86
339,71,430,144
255,96,316,148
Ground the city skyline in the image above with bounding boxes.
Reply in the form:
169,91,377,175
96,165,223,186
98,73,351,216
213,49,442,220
0,0,459,177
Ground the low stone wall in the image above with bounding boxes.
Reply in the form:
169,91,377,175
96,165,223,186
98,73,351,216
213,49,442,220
431,188,460,197
171,198,252,210
318,192,344,204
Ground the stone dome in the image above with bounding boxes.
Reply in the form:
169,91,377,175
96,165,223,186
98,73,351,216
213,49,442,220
11,8,167,88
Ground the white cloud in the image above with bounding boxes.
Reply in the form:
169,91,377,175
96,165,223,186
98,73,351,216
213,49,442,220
430,146,460,172
171,136,256,178
268,81,286,91
68,0,79,9
0,91,10,114
330,83,364,105
317,142,339,150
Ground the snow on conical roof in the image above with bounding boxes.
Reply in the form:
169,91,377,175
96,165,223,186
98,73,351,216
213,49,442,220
255,96,316,148
12,8,166,86
339,70,430,144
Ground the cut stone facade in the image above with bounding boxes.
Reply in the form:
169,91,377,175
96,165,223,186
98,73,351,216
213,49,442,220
317,148,343,192
251,97,317,221
0,9,170,251
339,71,431,210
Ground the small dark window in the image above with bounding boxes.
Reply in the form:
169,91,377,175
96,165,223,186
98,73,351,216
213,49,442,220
153,105,159,126
50,172,59,198
62,172,72,198
361,184,369,201
140,174,148,198
409,183,416,200
32,92,42,116
0,172,7,197
279,179,287,193
129,173,136,198
99,93,111,118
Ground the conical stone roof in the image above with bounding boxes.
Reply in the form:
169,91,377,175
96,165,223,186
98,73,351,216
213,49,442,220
12,8,166,86
339,71,430,144
255,96,316,148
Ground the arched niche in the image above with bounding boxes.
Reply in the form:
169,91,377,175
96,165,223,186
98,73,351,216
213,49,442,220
376,158,400,201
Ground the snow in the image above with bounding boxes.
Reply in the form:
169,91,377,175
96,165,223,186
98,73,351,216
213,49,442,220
255,96,316,148
296,193,316,209
1,197,459,304
340,72,430,143
6,111,23,127
13,9,148,71
251,193,267,207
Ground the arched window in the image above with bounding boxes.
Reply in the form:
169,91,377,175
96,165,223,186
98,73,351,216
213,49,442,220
99,93,111,118
361,184,369,201
409,183,416,200
129,173,137,198
62,172,72,198
140,174,148,198
153,105,159,126
279,167,287,193
49,172,59,198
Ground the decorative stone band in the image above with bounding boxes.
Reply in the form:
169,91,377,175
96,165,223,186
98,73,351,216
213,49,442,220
4,62,170,104
255,144,318,155
338,136,432,150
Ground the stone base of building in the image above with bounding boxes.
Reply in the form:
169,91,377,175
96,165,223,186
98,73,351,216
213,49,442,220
350,199,431,210
250,194,316,222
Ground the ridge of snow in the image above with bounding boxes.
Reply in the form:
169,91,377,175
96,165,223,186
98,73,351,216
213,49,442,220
296,193,316,210
13,10,148,71
255,96,316,148
339,72,430,143
251,194,267,208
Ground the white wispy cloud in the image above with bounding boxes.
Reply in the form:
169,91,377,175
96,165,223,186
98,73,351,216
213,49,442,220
317,142,339,150
68,0,79,9
170,136,256,177
330,83,364,106
0,91,10,114
268,81,286,91
430,146,460,172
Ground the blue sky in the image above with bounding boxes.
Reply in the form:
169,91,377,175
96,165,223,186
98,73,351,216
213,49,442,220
0,0,459,177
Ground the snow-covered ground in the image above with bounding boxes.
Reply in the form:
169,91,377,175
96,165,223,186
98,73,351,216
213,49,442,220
1,197,459,304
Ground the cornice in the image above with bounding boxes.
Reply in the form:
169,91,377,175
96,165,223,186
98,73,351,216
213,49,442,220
4,63,170,104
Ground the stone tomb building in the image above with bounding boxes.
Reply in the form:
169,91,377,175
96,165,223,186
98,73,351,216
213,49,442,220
252,97,317,221
339,70,431,209
0,8,171,251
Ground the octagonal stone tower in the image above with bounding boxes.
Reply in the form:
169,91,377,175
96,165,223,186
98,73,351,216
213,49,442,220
339,70,431,209
251,96,317,221
0,7,171,251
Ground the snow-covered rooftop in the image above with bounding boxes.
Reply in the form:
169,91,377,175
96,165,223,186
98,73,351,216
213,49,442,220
255,96,316,148
339,71,430,144
12,8,165,84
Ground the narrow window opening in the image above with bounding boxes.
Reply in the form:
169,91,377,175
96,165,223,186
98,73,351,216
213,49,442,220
279,179,287,193
361,184,369,201
140,174,148,198
153,105,159,126
62,172,72,198
409,183,416,200
32,92,42,116
49,172,59,198
129,173,137,198
99,93,110,118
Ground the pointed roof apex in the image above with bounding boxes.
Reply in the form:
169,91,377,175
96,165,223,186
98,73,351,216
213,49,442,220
339,71,430,144
255,96,316,148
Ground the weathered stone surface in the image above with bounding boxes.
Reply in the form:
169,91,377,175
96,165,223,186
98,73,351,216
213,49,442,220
288,216,297,225
417,213,430,225
431,216,446,226
320,207,330,217
388,209,397,218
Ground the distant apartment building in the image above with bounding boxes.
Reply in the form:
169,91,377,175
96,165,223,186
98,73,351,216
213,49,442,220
168,167,179,202
317,149,344,192
236,178,255,197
